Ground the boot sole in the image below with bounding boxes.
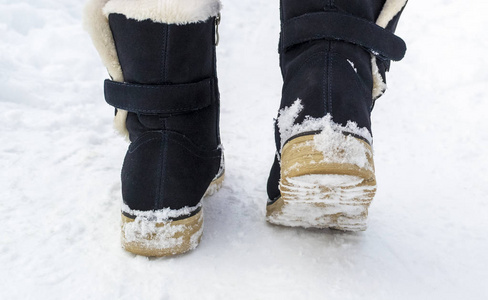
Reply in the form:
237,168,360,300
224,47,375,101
266,134,376,231
121,172,224,257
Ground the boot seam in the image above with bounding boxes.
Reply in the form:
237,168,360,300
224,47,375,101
157,117,167,210
169,138,221,158
129,130,221,155
165,25,170,81
330,41,335,117
322,51,328,115
161,25,169,82
157,131,167,210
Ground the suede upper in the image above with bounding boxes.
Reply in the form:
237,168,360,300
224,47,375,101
106,14,222,213
267,0,406,201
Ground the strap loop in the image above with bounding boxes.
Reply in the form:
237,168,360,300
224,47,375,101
104,77,216,114
281,12,406,61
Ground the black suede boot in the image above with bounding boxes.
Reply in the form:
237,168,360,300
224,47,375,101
84,0,223,256
266,0,407,230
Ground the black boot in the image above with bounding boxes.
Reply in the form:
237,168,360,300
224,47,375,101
266,0,407,230
84,0,224,256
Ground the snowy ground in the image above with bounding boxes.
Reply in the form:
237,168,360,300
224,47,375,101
1,0,488,299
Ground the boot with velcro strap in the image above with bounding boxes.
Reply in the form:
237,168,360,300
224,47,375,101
84,0,224,256
266,0,407,231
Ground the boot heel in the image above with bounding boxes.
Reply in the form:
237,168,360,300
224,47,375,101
121,174,224,257
267,133,376,231
121,210,203,257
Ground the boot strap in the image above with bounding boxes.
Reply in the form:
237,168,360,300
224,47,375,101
104,77,216,114
281,11,406,61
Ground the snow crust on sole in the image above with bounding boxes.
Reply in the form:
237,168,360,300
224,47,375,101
121,173,224,257
121,210,203,257
267,134,376,231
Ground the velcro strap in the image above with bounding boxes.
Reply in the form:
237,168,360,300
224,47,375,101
104,77,216,114
281,12,406,61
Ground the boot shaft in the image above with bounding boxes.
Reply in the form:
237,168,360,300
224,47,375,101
267,0,407,202
279,0,407,100
277,0,407,132
107,14,222,148
108,14,218,85
84,0,224,213
280,0,387,23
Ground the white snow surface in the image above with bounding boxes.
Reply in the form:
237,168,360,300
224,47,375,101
1,1,488,299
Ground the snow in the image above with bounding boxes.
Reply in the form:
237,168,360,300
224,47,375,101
277,99,373,169
347,59,357,73
122,213,202,251
277,99,373,147
121,202,202,221
1,0,488,299
271,174,373,230
313,128,372,170
277,98,305,145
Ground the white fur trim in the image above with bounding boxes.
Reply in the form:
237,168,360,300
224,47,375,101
83,0,123,82
84,0,129,139
376,0,408,28
113,109,129,138
371,0,407,99
371,57,387,100
102,0,222,24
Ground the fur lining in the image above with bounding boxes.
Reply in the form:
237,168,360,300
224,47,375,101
84,0,129,139
113,109,129,138
371,0,407,99
371,57,387,100
83,0,123,82
102,0,222,24
376,0,408,28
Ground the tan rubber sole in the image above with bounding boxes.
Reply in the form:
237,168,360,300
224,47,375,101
266,134,376,231
121,173,224,257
